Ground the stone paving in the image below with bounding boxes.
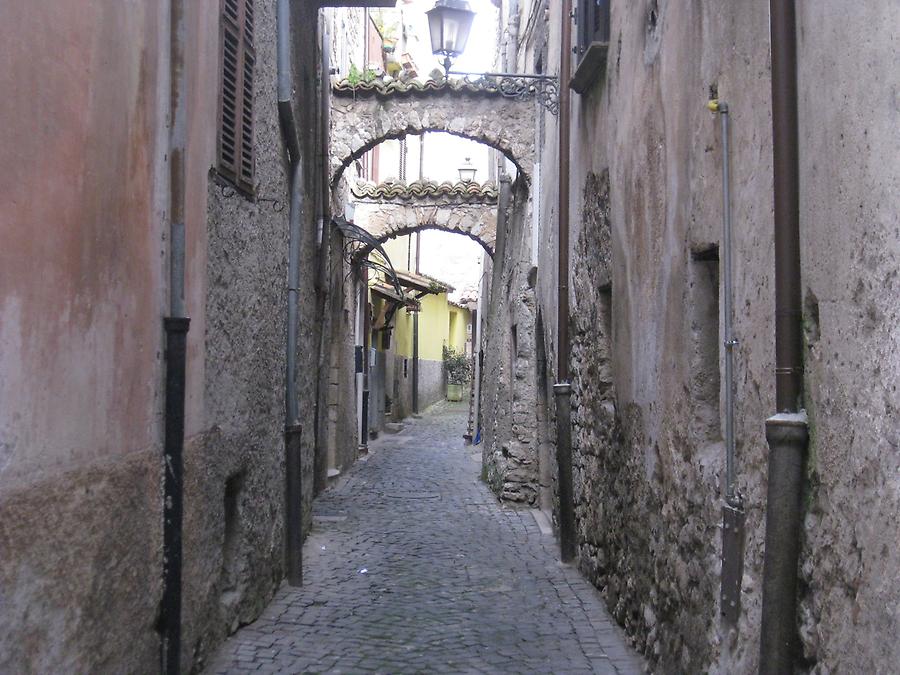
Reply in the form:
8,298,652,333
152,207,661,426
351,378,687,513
206,402,646,674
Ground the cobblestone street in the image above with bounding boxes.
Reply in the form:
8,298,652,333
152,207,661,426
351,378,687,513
207,403,645,674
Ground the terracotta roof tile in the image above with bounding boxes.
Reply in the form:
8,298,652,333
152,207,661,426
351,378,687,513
351,180,499,203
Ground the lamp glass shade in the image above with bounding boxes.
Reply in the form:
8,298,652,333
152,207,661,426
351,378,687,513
457,157,477,183
426,1,476,57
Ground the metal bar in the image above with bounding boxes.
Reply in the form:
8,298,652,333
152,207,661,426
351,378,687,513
448,70,557,81
555,0,577,564
361,268,371,449
161,316,190,675
760,414,809,673
169,0,187,319
277,0,305,592
160,1,189,670
412,233,420,413
557,1,572,385
285,164,303,424
719,103,738,505
554,383,576,562
770,0,804,413
759,0,809,670
713,100,747,626
284,424,303,586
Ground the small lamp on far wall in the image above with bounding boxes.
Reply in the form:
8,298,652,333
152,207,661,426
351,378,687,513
458,157,477,183
426,0,476,75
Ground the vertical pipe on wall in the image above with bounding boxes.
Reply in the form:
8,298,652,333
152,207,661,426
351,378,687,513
412,233,421,414
760,0,810,671
161,0,189,671
362,268,371,446
710,99,747,626
555,0,576,564
277,0,304,587
717,102,738,507
472,268,486,443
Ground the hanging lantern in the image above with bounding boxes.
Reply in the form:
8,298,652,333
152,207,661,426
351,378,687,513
426,0,476,73
457,156,477,183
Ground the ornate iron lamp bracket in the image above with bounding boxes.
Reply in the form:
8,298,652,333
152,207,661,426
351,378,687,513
450,71,560,116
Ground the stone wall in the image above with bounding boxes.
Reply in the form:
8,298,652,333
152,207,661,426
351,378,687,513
480,180,541,505
0,2,168,671
513,1,900,672
793,4,900,670
182,0,296,669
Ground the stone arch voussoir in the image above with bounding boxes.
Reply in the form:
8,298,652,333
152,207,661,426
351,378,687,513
330,84,536,188
353,201,497,256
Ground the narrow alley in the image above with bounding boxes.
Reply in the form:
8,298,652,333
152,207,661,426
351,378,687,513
3,1,899,673
207,403,644,674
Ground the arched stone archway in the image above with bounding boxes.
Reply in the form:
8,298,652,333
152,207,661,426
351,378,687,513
353,201,496,256
330,79,537,187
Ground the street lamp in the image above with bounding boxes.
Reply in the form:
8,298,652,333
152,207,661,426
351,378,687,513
457,157,477,183
426,1,560,116
426,0,476,76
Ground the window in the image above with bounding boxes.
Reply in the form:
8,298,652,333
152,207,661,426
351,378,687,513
577,0,611,55
572,0,611,94
218,0,256,195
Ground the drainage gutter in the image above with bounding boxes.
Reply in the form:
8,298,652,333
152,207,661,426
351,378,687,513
277,0,304,587
161,0,189,671
759,0,810,671
554,0,576,564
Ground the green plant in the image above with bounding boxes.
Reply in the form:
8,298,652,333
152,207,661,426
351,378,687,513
443,345,472,385
347,63,377,86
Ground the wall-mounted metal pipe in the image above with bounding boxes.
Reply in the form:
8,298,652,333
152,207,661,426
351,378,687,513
709,99,747,626
161,1,189,671
361,268,371,447
711,100,739,507
760,0,810,670
412,233,421,414
555,0,576,564
277,0,304,587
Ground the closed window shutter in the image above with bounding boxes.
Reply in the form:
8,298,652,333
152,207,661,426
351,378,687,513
219,0,255,194
578,0,611,54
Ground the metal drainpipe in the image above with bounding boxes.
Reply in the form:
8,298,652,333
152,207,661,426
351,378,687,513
277,0,304,587
161,0,189,671
554,0,576,564
709,99,747,625
759,0,810,671
412,233,420,414
472,268,487,443
362,268,371,447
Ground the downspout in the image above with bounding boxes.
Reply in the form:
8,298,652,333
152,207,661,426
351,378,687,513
277,0,304,587
554,0,576,564
412,137,424,414
505,0,520,71
412,233,420,414
362,269,372,446
472,267,486,444
759,0,810,671
160,0,189,671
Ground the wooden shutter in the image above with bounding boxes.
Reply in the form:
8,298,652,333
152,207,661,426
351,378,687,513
218,0,256,194
578,0,611,55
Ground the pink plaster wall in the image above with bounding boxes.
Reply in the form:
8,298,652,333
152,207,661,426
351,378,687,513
0,0,167,487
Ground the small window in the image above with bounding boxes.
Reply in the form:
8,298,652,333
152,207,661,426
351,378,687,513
572,0,611,94
218,0,256,195
577,0,611,55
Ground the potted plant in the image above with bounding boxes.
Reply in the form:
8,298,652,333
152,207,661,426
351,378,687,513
443,345,472,402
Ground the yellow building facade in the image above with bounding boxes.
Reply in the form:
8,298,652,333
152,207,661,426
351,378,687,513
366,235,472,428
